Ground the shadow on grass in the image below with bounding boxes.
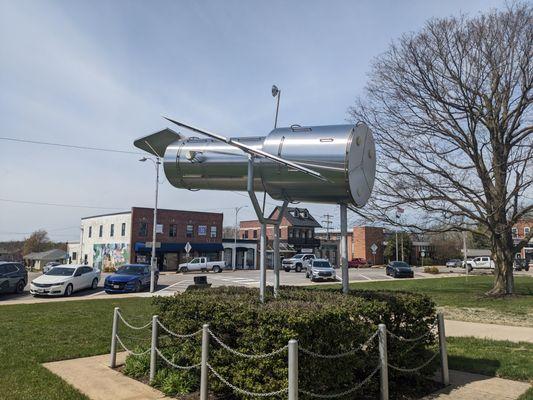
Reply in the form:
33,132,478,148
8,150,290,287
448,354,501,377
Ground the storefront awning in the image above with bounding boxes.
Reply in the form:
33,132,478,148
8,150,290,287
134,242,223,253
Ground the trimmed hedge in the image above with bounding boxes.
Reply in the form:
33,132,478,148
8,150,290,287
124,286,438,399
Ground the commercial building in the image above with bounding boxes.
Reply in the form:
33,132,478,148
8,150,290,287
239,207,321,266
77,207,223,271
513,214,532,260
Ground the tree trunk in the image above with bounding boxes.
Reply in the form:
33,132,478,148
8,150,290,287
487,233,515,296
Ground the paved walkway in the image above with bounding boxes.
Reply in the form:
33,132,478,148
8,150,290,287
422,370,531,399
445,320,533,343
43,353,170,400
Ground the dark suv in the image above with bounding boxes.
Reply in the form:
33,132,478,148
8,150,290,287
0,262,27,294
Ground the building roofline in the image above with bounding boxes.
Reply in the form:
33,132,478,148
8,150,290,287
81,211,131,220
131,207,223,216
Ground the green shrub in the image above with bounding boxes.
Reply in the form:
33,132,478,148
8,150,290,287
424,266,440,274
126,286,437,399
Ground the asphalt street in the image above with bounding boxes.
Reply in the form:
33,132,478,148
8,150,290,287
1,265,531,305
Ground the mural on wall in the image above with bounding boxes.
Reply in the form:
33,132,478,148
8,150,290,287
93,243,129,271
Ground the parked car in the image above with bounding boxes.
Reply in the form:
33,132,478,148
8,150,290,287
43,261,61,274
282,254,316,272
178,257,225,273
445,259,462,268
348,258,370,268
30,265,100,297
0,262,27,294
385,261,414,278
513,258,530,271
462,256,495,271
104,264,158,293
306,259,337,282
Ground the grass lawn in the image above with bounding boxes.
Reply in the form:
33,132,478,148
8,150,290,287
0,298,154,400
322,275,533,326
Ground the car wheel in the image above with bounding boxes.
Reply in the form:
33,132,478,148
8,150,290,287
15,280,25,294
305,272,309,278
64,284,73,297
213,265,221,273
310,277,316,282
295,264,302,273
284,268,290,272
91,278,98,290
135,281,142,292
393,272,398,278
180,267,188,273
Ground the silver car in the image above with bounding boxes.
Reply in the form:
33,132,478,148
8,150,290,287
306,259,336,282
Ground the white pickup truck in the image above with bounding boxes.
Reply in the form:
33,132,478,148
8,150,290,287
463,256,495,271
178,257,225,273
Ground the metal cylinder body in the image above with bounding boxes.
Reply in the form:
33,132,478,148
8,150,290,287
163,124,375,207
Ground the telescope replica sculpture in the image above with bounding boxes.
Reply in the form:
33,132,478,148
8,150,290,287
135,118,376,301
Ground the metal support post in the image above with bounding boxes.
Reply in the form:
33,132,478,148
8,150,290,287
378,324,389,400
200,323,209,400
273,225,280,297
110,307,119,368
340,203,349,294
260,223,267,303
288,339,298,400
150,315,158,382
273,200,288,298
150,157,160,293
437,313,449,386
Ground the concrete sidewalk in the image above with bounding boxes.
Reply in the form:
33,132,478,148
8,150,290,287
44,352,170,400
422,370,531,399
445,320,533,343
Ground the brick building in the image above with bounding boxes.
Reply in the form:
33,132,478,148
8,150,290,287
77,207,223,271
352,226,384,265
513,214,533,260
239,207,321,266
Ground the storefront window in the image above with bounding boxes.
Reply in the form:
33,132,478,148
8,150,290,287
210,226,217,238
169,224,177,237
186,224,194,238
139,222,148,237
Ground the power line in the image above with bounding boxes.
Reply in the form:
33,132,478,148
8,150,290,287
0,198,124,210
0,137,142,155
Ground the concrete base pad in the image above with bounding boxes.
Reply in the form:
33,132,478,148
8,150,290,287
423,370,531,399
43,352,170,400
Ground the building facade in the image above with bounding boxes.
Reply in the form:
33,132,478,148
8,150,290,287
78,207,224,271
239,207,321,266
513,215,533,260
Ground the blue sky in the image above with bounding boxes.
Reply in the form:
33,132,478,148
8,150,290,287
0,0,506,242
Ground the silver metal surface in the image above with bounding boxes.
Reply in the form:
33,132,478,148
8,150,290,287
110,307,119,368
200,323,209,400
379,324,389,400
150,315,158,382
153,123,376,208
438,313,449,385
340,204,349,294
288,339,298,400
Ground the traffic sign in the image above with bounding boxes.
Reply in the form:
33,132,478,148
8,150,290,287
370,243,378,254
185,242,192,254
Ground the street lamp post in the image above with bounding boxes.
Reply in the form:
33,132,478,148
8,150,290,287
233,206,247,270
140,156,161,293
272,85,281,129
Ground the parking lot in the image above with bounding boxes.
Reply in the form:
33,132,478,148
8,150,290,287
1,265,531,305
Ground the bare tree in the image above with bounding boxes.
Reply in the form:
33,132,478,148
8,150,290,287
350,4,532,295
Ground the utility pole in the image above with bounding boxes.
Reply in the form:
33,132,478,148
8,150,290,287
233,206,247,270
321,214,333,240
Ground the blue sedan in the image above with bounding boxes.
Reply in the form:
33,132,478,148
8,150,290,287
104,264,159,294
385,261,414,278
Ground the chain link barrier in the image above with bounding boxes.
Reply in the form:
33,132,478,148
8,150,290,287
299,365,380,399
208,328,288,359
207,362,289,397
388,351,439,373
155,348,202,370
157,320,202,338
386,319,437,343
117,311,151,330
300,330,378,359
115,335,151,356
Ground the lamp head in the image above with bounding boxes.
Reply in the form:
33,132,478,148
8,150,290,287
271,85,279,97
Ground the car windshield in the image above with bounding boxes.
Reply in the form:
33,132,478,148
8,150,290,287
313,261,331,268
293,254,304,259
116,265,145,275
45,267,75,276
391,262,410,269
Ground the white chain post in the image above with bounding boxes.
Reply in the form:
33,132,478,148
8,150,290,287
200,323,209,400
150,315,158,383
437,313,449,386
288,339,298,400
109,307,119,368
378,324,388,400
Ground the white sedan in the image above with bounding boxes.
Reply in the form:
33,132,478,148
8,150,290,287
30,265,101,297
